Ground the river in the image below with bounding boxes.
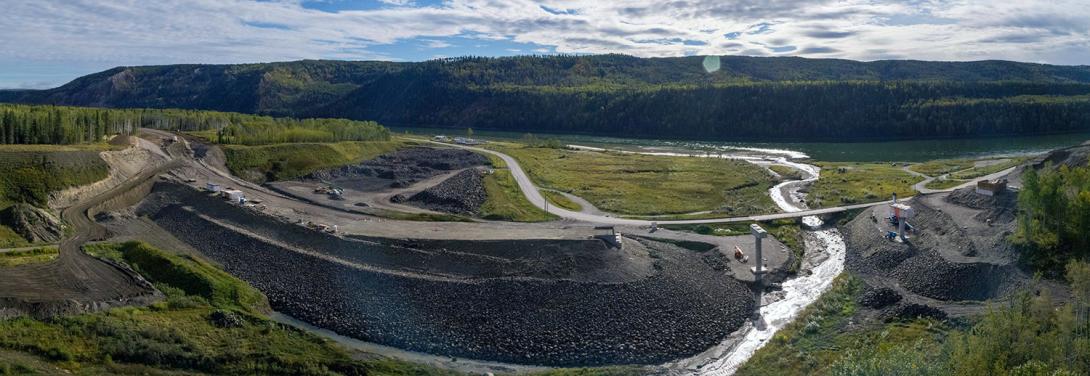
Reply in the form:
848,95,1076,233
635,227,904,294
393,126,1090,162
589,146,848,375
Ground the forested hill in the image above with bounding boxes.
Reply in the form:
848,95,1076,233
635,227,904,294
4,55,1090,141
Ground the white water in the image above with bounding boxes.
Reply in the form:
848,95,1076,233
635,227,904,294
654,150,847,375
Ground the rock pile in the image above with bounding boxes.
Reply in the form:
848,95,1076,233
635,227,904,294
0,203,64,243
406,169,486,214
858,287,902,309
149,186,756,366
880,303,947,322
306,148,489,191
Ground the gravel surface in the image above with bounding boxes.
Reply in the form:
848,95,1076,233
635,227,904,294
858,287,902,309
842,193,1026,302
305,147,489,191
147,187,756,366
406,169,486,215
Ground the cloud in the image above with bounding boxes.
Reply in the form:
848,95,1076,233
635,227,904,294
1,0,1089,88
799,46,840,54
805,30,856,39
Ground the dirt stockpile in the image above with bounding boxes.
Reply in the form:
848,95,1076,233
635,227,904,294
842,193,1026,302
405,169,486,214
146,184,754,366
0,204,64,243
305,148,489,191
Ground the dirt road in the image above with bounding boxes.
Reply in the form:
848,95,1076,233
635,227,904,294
0,140,182,316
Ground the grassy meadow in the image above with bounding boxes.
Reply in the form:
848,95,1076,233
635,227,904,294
496,145,778,216
806,162,923,208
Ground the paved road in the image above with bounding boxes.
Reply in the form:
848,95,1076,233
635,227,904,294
431,141,900,225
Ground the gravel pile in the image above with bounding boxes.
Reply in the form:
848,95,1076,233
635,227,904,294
890,250,1015,301
842,198,1025,302
858,287,902,309
406,169,486,214
305,148,489,191
149,189,755,366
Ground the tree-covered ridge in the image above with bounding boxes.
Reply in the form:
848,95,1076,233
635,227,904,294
0,104,390,146
4,55,1090,141
1014,163,1090,272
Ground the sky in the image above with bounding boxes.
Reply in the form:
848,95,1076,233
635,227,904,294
1,0,1089,89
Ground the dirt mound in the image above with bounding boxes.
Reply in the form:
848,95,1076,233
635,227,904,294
0,204,63,243
858,286,902,309
306,147,489,191
406,169,486,214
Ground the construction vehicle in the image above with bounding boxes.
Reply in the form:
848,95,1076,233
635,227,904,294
733,245,749,263
313,179,345,200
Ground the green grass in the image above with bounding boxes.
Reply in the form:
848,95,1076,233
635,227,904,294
908,159,975,176
807,162,923,208
541,190,583,211
223,140,405,183
0,226,31,249
479,170,556,222
0,241,462,375
737,274,947,376
924,177,969,190
948,157,1027,179
0,246,59,267
770,165,804,180
0,148,110,209
84,242,267,313
498,146,778,216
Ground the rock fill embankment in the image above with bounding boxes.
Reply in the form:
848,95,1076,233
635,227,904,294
305,147,489,191
146,182,755,366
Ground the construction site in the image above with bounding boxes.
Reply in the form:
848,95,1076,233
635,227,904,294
1,126,1079,373
0,130,792,368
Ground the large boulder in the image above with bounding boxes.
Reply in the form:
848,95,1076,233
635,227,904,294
0,203,64,243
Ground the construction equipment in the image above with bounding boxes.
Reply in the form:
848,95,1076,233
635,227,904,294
314,179,345,200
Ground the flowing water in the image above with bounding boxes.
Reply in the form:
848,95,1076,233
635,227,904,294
394,126,1090,162
630,148,847,375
